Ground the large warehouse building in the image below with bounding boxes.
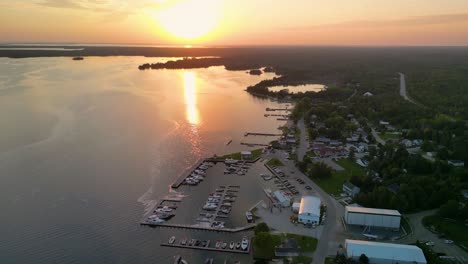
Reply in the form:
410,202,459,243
298,196,321,225
345,206,401,229
345,239,427,264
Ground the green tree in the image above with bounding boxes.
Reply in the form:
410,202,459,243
254,222,270,235
358,254,369,264
309,162,332,179
439,200,459,219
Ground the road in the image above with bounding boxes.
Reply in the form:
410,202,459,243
297,118,308,162
281,118,344,263
371,128,386,145
399,72,422,107
399,210,468,263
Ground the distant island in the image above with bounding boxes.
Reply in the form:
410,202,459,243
138,57,224,70
72,57,84,60
248,69,262,75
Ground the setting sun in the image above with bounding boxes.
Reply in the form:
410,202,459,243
157,0,220,40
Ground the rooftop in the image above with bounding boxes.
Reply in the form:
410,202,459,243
346,206,401,217
299,196,321,216
345,239,426,263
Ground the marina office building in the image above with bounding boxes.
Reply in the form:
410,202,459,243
298,196,321,225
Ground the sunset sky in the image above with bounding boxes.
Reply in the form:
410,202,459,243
1,0,468,46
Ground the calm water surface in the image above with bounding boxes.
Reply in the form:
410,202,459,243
0,57,287,264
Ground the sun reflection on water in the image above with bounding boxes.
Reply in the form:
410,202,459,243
183,71,200,125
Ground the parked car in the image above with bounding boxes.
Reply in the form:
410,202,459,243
444,240,454,244
305,186,312,190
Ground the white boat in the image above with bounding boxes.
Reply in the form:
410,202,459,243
168,236,176,244
229,241,235,249
241,237,249,250
245,211,253,222
194,170,205,175
203,203,218,210
180,238,187,245
221,242,227,249
225,158,238,164
236,242,241,249
215,240,222,249
148,218,165,224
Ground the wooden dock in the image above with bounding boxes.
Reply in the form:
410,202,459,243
140,222,257,233
266,107,291,111
240,142,270,147
161,243,250,254
244,132,282,137
171,159,205,189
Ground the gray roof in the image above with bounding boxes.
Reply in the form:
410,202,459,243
346,239,426,264
346,206,401,217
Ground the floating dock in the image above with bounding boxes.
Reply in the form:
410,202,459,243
240,142,270,147
140,222,257,233
244,132,282,137
161,243,250,254
266,107,291,111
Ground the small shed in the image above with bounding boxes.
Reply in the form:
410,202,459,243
292,202,301,213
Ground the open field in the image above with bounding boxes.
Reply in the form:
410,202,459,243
315,159,364,195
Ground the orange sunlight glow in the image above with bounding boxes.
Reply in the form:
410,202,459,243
183,71,199,125
157,0,220,41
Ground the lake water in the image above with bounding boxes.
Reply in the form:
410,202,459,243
268,84,326,93
0,57,287,264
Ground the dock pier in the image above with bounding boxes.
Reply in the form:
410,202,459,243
240,142,270,147
161,243,250,254
266,107,291,111
244,132,282,137
140,222,257,233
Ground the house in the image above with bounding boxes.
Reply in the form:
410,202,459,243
379,120,390,126
241,151,252,160
298,196,321,225
314,136,331,143
356,159,368,168
400,139,413,147
343,181,360,196
329,140,342,146
315,147,348,158
387,183,400,194
275,238,300,257
448,160,464,167
462,190,468,199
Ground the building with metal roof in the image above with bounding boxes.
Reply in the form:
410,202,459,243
345,239,427,264
345,206,401,229
298,196,321,225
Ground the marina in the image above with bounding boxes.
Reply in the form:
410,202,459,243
162,243,250,254
140,222,257,233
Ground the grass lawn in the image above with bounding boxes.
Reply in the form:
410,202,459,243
314,159,364,195
324,257,335,264
378,132,401,141
306,151,316,158
283,233,318,252
253,232,318,260
220,148,263,160
291,256,312,264
267,158,284,167
423,215,468,251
